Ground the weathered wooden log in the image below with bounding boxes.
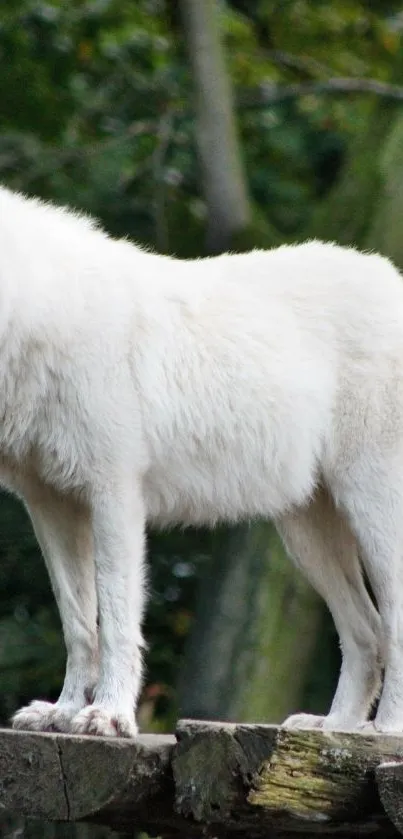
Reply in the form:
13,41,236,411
174,720,403,836
377,761,403,836
0,722,403,836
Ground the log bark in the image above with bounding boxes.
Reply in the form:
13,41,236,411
377,761,403,837
174,720,403,836
1,723,403,836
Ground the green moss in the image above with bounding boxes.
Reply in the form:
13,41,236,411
248,726,403,821
248,729,348,817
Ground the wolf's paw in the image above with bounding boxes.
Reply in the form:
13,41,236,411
281,713,325,730
12,700,76,733
358,719,403,735
356,721,378,735
70,705,138,738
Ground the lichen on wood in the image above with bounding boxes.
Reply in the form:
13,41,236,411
248,726,402,821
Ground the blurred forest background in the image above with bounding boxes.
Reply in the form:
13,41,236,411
0,0,403,819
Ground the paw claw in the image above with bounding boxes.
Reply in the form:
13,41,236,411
71,706,138,738
356,721,377,734
12,700,76,733
281,713,325,730
358,720,403,735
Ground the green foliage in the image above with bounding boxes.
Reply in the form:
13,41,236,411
4,0,398,247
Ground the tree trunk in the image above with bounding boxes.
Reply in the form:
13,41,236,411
179,0,251,252
179,525,329,724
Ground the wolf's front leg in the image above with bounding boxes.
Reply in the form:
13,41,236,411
71,479,146,738
12,488,98,733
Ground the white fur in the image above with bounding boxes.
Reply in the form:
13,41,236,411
3,186,403,737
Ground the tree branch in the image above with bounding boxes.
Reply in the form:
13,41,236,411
239,77,403,108
264,48,335,79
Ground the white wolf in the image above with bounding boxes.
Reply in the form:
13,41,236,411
1,186,403,738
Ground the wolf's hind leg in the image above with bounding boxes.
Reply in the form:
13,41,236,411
277,488,382,731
